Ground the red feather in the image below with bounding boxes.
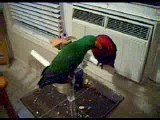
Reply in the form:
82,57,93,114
92,35,117,68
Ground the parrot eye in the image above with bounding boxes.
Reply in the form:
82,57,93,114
101,46,105,49
95,41,102,49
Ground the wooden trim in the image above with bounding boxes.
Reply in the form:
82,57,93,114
0,12,10,65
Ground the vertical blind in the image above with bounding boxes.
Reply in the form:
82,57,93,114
8,2,62,38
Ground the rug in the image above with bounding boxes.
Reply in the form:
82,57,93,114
21,82,124,118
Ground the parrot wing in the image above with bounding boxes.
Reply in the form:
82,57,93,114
38,42,85,88
38,35,96,88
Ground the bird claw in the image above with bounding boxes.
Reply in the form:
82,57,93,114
100,64,103,69
96,62,103,69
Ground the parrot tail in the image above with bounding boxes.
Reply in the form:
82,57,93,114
38,70,68,89
41,66,50,76
38,76,56,89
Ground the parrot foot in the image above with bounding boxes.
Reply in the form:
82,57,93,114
97,62,103,69
100,64,104,69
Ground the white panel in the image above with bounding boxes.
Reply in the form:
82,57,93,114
12,16,59,35
74,2,160,21
10,9,59,27
79,24,123,73
72,21,85,39
20,3,60,13
61,3,73,36
9,3,60,18
73,3,107,12
9,2,61,37
10,5,59,23
105,30,123,73
73,2,108,9
120,37,148,82
72,3,157,82
74,21,149,82
11,12,59,32
36,2,60,9
105,28,148,82
107,3,160,21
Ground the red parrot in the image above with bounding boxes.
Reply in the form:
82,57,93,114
92,35,117,69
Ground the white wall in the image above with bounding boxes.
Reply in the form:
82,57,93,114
61,3,73,36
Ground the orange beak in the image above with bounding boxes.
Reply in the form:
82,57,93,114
95,40,102,49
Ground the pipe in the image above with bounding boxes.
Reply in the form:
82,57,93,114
30,50,50,67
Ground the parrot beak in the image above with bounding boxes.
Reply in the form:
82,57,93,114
95,41,102,49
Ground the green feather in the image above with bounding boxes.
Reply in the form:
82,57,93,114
50,35,96,74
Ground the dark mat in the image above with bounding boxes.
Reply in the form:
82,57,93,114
21,83,124,118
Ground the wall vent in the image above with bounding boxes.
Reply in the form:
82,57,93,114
106,18,150,40
73,9,105,26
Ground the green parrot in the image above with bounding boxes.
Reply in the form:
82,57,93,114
38,35,101,89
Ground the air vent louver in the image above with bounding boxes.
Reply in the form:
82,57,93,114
9,2,61,38
107,18,150,40
73,9,104,26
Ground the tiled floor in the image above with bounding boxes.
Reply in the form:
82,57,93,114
1,60,160,118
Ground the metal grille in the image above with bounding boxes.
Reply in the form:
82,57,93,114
9,2,62,38
73,9,105,26
107,18,150,40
